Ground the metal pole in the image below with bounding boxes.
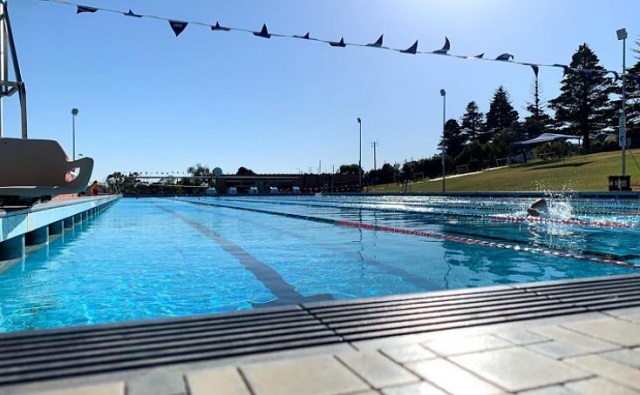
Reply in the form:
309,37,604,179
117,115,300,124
2,0,28,138
622,35,627,176
372,141,378,171
357,117,362,191
440,90,446,193
72,113,75,160
71,108,78,160
0,1,5,137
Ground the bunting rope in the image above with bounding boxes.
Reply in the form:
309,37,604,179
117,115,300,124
35,0,640,84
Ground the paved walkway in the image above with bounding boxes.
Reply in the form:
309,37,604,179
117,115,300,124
5,306,640,395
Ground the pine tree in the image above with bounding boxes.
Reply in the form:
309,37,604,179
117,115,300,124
460,101,485,143
626,62,640,144
523,77,554,139
485,86,519,141
438,119,465,160
548,43,615,149
612,40,640,146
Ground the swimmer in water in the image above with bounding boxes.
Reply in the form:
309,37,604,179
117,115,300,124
527,198,549,218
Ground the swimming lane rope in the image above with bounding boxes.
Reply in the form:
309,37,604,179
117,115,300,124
222,197,634,230
178,198,640,269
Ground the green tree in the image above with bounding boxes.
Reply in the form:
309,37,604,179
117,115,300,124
368,163,399,185
188,163,212,177
615,40,640,147
439,119,465,160
236,166,256,176
455,141,490,172
485,86,519,141
626,62,640,146
548,43,615,149
182,163,212,188
523,77,554,139
460,101,485,143
339,164,360,174
105,171,125,193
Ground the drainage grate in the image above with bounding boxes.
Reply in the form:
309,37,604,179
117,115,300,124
0,306,337,386
1,274,640,386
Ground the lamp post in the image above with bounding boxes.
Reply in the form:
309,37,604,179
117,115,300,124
617,28,627,177
371,141,378,171
357,117,362,191
440,89,446,193
71,108,79,160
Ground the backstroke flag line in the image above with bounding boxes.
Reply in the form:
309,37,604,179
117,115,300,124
42,0,639,84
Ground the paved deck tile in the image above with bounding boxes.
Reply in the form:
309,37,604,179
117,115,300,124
526,340,599,359
564,377,640,394
239,354,371,395
604,307,640,318
422,334,512,356
451,347,590,392
336,351,420,389
379,343,437,364
562,318,640,347
26,382,125,395
380,381,447,395
406,358,504,395
186,366,251,395
597,348,640,369
530,325,619,352
493,329,551,346
127,369,186,395
565,354,640,391
516,385,577,395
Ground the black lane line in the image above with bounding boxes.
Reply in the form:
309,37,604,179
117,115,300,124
181,200,444,292
154,203,308,304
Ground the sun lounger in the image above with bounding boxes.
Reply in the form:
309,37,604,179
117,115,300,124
0,137,94,204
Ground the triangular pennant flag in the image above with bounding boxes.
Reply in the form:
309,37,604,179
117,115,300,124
467,53,484,59
495,53,514,61
552,64,571,75
169,20,188,37
582,70,593,85
530,65,539,77
329,37,346,47
253,24,271,38
433,37,450,54
77,5,98,14
367,35,384,47
211,22,230,31
401,40,418,54
124,9,142,17
294,32,310,39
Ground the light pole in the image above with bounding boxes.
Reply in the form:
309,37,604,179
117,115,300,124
371,141,378,171
617,28,627,177
71,108,79,160
357,117,362,191
440,89,446,193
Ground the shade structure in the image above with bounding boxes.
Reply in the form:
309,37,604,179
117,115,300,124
511,133,579,147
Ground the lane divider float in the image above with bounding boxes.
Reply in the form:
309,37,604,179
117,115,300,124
178,198,640,269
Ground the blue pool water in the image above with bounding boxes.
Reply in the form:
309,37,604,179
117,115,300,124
1,195,640,333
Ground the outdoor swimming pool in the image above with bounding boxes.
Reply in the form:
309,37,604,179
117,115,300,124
1,195,639,333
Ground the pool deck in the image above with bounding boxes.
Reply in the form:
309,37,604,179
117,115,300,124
0,195,119,270
1,274,640,394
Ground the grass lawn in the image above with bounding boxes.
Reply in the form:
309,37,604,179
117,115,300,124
369,149,640,193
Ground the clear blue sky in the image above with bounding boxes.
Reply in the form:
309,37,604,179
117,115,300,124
4,0,639,180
